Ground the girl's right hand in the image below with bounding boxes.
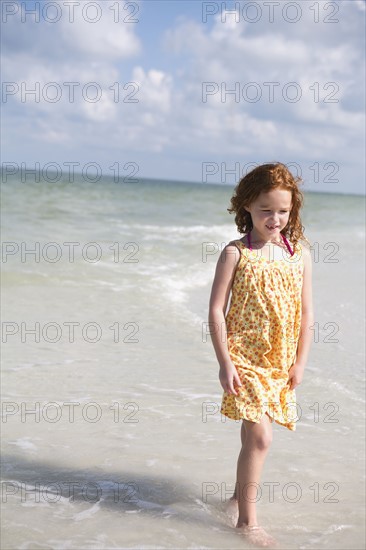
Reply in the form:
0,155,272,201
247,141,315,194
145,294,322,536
219,364,242,395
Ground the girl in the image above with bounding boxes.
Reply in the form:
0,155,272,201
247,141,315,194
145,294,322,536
208,163,314,547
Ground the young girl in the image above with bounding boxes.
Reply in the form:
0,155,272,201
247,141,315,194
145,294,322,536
208,163,314,547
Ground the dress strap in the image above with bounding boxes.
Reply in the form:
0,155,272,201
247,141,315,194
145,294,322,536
247,231,294,256
281,235,294,256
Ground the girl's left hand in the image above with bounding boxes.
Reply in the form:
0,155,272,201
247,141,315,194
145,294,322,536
287,363,304,390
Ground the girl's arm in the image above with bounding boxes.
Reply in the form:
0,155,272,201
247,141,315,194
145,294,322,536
288,245,314,390
208,243,242,395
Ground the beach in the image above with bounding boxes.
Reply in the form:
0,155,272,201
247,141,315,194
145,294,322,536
1,174,365,549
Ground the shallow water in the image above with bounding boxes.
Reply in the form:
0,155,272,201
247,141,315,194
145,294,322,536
1,176,365,549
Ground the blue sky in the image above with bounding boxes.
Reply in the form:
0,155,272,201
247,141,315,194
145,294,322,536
2,0,365,194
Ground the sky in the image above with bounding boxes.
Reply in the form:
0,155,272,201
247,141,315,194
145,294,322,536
1,0,366,194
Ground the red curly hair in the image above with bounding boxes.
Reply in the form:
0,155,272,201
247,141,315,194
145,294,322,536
228,162,311,248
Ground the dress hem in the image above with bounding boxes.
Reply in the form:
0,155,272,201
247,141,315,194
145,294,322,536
220,408,297,432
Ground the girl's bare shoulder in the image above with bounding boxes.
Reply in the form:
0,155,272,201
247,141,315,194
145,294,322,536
295,240,312,274
297,239,312,256
227,235,249,248
222,239,243,263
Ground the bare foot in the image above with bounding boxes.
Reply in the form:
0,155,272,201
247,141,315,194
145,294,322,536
236,524,278,548
223,496,239,527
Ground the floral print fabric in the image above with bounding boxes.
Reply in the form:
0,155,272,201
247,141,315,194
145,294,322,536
220,239,304,431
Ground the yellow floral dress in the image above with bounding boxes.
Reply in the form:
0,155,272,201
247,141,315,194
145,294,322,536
220,237,304,431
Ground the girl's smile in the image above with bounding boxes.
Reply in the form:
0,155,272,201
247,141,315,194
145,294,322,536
244,188,292,243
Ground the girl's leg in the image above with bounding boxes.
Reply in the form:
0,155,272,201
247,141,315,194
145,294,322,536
223,422,246,526
232,421,246,500
236,413,273,527
235,413,277,547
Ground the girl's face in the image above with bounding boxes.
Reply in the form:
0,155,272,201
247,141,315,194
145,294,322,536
245,188,292,239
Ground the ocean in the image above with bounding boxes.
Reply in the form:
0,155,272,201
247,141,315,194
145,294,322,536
1,174,365,549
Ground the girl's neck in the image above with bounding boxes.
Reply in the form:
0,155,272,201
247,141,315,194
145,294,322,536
247,230,294,256
248,230,284,245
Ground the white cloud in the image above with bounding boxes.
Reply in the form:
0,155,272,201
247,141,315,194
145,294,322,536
81,92,118,122
1,1,142,127
354,0,366,11
162,4,364,151
132,67,172,114
1,0,365,191
58,0,141,60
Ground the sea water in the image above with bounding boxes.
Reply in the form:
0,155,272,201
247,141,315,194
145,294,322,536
1,174,365,549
